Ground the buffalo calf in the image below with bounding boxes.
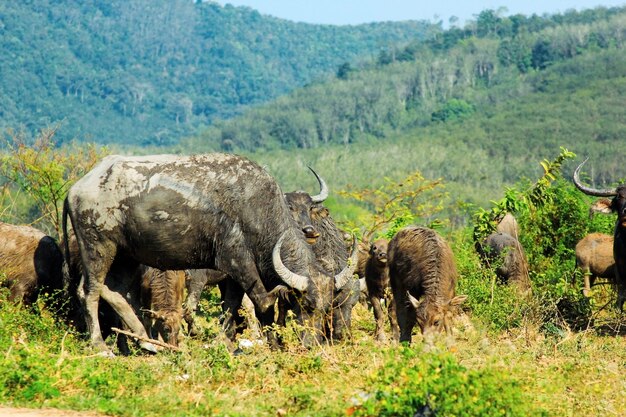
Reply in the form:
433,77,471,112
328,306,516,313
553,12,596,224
388,226,466,343
359,238,398,342
140,267,186,347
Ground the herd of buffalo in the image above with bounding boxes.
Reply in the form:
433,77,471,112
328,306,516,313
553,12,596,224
1,154,625,355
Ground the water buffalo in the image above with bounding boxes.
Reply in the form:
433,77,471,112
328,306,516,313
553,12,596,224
573,158,626,310
477,232,531,293
0,221,64,305
140,267,186,347
357,238,398,342
282,169,359,341
574,233,615,297
388,226,467,343
184,167,357,343
63,153,355,353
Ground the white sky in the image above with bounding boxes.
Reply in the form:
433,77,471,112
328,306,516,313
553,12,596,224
218,1,626,26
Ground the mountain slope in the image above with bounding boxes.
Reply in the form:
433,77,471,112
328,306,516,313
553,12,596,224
0,0,434,145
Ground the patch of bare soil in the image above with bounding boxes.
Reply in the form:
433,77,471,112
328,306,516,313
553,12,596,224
0,407,109,417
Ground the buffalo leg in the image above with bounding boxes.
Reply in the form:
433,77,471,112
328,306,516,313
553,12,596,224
387,295,399,341
218,278,246,342
393,289,416,344
76,240,116,353
183,270,210,337
369,294,387,342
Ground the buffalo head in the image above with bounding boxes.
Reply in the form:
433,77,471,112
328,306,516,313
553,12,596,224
408,292,467,336
284,167,329,244
574,158,626,227
272,231,357,346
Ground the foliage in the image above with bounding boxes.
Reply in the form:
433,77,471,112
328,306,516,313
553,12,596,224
468,149,615,333
352,346,546,417
0,0,434,146
186,8,626,153
431,99,475,122
337,170,446,240
472,147,576,244
0,127,106,237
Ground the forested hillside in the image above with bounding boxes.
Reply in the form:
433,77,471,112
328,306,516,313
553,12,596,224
0,0,434,146
184,6,626,200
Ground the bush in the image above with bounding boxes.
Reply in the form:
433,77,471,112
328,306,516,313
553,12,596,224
352,346,547,417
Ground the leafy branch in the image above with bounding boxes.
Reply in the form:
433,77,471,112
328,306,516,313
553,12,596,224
1,126,107,237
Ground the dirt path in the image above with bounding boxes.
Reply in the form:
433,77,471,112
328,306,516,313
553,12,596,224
0,407,108,417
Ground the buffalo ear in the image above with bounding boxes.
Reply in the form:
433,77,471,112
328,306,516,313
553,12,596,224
590,198,613,214
449,295,468,307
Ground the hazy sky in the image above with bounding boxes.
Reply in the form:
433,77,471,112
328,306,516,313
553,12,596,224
218,1,626,26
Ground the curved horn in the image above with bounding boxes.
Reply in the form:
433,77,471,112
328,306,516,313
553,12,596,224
308,166,329,203
334,236,358,290
272,231,309,292
573,158,617,197
407,292,421,309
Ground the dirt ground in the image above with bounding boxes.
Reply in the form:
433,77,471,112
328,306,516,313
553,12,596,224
0,407,108,417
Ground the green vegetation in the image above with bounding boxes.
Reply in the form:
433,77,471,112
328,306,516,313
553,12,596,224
2,5,626,416
0,0,434,146
2,142,626,416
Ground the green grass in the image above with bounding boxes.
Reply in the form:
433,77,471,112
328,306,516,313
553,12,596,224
1,275,626,417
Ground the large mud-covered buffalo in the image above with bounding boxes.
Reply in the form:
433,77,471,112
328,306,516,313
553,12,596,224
64,153,355,353
574,233,615,297
0,222,64,304
573,158,626,309
388,226,466,343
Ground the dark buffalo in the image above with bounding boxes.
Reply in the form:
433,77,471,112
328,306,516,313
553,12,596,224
184,167,357,343
0,222,64,305
574,233,615,297
282,168,359,341
573,158,626,310
63,153,355,353
388,226,467,343
358,238,398,342
477,232,531,293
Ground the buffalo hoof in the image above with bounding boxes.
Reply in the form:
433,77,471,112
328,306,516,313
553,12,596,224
96,350,116,358
375,332,387,343
140,341,158,354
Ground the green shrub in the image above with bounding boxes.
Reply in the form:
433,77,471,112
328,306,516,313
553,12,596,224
353,347,547,417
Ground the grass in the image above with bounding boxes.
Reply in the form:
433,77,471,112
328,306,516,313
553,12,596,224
1,281,626,417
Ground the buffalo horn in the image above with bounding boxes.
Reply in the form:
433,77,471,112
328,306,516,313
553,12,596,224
573,158,617,197
334,236,359,290
407,292,421,309
272,231,309,292
308,167,329,203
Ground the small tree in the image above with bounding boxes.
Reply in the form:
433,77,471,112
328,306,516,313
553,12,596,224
338,170,446,241
1,126,107,237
